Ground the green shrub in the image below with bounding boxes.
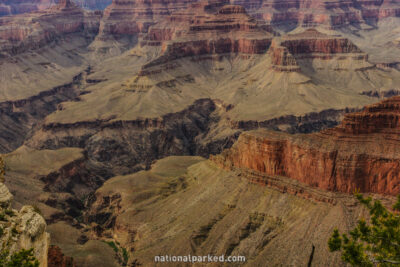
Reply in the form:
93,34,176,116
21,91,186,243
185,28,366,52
0,248,39,267
122,247,129,264
329,194,400,266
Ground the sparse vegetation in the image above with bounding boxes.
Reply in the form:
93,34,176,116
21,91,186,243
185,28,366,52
0,248,39,267
103,240,129,266
122,247,129,264
328,193,400,266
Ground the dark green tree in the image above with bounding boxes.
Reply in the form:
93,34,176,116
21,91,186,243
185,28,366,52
328,193,400,266
0,249,39,267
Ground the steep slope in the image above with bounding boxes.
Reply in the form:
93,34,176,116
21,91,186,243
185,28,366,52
84,155,396,266
212,96,400,195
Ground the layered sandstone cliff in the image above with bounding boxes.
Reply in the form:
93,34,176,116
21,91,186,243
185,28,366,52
212,96,400,195
96,0,197,39
0,0,101,56
269,29,369,71
137,2,275,72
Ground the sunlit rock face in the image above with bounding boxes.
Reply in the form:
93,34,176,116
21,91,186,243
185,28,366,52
212,96,400,195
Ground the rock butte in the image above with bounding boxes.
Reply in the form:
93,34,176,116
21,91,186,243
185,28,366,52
212,96,400,195
269,28,368,71
140,2,275,66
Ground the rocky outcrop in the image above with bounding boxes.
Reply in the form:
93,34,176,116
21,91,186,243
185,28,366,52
48,245,76,267
212,96,400,195
0,182,50,267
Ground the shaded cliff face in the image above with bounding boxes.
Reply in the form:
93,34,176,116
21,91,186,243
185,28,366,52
212,96,400,195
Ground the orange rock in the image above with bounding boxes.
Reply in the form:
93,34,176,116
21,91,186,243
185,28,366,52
212,96,400,195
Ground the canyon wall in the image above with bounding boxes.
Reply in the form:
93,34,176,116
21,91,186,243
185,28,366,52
0,0,101,56
212,96,400,195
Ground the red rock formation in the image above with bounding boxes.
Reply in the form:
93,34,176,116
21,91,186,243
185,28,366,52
268,29,367,71
97,0,198,38
139,1,274,68
269,39,300,71
48,245,76,267
212,96,400,195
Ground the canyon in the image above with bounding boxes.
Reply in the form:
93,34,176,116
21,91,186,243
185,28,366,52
82,97,400,266
0,0,399,266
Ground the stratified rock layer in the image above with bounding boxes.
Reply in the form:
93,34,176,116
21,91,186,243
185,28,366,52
269,29,368,71
212,96,400,195
97,0,198,39
0,0,101,56
142,2,274,56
